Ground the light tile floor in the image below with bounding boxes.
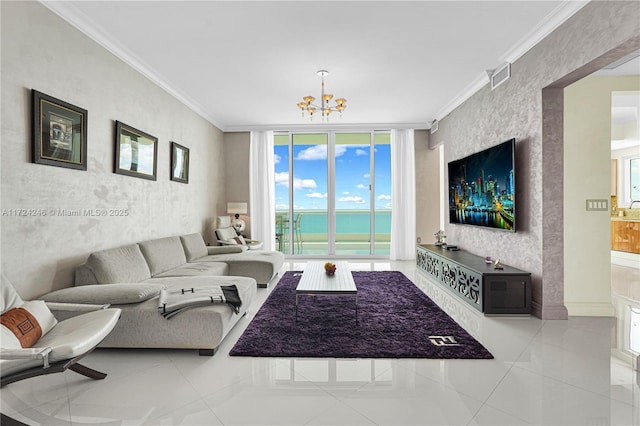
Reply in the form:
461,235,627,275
1,260,639,425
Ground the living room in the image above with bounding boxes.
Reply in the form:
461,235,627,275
2,1,640,425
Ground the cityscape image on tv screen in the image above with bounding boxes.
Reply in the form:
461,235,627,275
448,139,515,231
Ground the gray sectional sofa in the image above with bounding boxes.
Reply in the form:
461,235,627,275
42,233,284,355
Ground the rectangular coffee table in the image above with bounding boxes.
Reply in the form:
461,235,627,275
295,261,358,322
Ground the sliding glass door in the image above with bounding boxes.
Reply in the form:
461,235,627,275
274,131,390,256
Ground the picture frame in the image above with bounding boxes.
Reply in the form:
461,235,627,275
114,121,157,181
170,142,189,184
32,90,87,170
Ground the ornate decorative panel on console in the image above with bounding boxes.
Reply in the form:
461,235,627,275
416,244,531,315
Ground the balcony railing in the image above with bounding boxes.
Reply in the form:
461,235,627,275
276,209,391,255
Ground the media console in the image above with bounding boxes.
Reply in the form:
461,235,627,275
416,244,531,315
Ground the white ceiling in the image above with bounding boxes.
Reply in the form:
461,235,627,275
43,1,598,131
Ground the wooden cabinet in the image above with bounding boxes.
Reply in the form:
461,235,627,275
611,220,640,254
416,244,531,315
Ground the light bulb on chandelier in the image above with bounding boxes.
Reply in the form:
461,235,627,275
297,70,347,121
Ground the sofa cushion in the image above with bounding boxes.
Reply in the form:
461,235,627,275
180,233,208,262
151,262,228,278
42,283,165,305
86,244,152,284
193,250,284,285
207,246,245,255
138,237,188,277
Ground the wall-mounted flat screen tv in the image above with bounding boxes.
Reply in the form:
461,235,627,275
448,138,516,232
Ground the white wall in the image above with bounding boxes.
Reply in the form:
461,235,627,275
1,2,227,299
563,76,640,316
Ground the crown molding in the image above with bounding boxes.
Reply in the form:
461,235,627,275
499,0,590,64
433,0,590,123
224,122,430,133
433,72,489,123
38,0,226,131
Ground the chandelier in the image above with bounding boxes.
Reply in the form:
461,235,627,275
297,70,347,121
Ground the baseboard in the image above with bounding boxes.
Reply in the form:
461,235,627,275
537,302,569,320
565,302,615,317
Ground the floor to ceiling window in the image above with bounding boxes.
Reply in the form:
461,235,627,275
274,131,391,257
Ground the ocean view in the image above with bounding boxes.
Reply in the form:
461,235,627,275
276,210,391,237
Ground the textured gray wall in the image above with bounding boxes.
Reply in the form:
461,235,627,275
1,2,226,299
429,1,640,318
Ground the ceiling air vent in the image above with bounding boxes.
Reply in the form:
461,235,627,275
430,119,438,134
489,62,511,90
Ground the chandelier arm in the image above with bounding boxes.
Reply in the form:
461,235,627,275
303,103,345,110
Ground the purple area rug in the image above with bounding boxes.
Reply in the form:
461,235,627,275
230,271,493,359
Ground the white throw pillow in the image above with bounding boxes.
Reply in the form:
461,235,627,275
1,273,24,314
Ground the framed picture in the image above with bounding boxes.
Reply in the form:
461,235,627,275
170,142,189,184
114,121,157,181
32,90,87,170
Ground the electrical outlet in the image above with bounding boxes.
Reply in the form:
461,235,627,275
417,237,421,243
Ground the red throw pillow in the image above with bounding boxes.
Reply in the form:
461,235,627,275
1,307,42,348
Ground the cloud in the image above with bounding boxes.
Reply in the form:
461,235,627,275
377,194,391,200
363,173,370,178
339,195,366,204
274,172,317,190
342,191,350,195
356,184,368,189
295,144,347,160
306,192,327,198
275,171,289,185
385,202,392,209
296,145,327,160
294,178,317,190
274,154,281,164
355,149,368,156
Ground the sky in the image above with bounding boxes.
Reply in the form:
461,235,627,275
274,137,391,211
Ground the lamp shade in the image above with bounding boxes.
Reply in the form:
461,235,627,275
227,202,248,215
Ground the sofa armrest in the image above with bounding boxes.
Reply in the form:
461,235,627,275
0,347,52,368
45,302,111,322
207,246,246,254
45,302,111,311
41,283,163,305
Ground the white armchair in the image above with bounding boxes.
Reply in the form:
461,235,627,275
215,215,263,249
1,275,121,425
